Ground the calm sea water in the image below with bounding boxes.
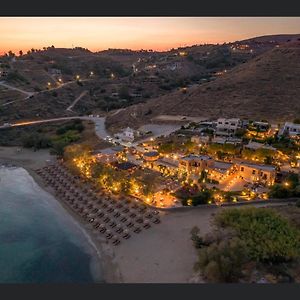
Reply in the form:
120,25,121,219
0,165,103,283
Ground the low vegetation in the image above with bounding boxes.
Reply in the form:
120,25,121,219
192,207,300,283
269,173,300,198
0,120,87,156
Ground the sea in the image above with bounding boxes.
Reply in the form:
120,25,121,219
0,165,103,283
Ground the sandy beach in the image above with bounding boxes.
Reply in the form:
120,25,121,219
0,146,123,283
0,146,219,283
0,146,296,283
1,146,296,283
113,207,217,283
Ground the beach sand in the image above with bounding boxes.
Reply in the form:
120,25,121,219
0,146,218,283
1,146,293,283
0,146,123,283
113,207,217,283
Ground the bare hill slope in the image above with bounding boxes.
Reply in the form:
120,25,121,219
106,42,300,130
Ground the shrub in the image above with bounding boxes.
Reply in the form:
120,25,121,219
215,207,300,263
268,184,291,198
190,226,210,249
195,237,247,282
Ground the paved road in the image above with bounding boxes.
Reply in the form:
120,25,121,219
83,116,109,140
0,79,92,107
0,115,109,141
0,81,34,96
66,90,88,111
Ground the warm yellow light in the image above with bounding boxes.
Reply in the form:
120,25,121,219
76,75,80,80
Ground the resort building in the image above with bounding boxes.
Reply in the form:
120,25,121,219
215,118,242,137
244,141,276,151
143,151,160,162
252,121,270,132
191,135,210,146
209,161,237,182
114,161,137,172
279,122,300,137
179,154,214,176
92,147,123,163
237,162,276,185
211,136,242,145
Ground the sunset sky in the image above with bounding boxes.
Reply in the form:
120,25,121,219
0,17,300,54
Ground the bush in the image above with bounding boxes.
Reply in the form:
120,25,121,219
190,226,210,249
268,184,291,198
22,133,52,149
195,237,247,282
215,208,300,263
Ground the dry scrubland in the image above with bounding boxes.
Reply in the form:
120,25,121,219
106,42,300,130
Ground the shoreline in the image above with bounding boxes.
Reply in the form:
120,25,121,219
1,146,295,283
0,147,123,283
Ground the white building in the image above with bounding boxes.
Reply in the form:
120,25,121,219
114,127,136,142
279,122,300,137
0,68,8,78
244,141,276,151
215,118,242,137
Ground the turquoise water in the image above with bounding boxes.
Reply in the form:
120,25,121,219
0,166,103,283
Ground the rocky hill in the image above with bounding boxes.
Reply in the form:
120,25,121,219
0,35,299,125
106,40,300,130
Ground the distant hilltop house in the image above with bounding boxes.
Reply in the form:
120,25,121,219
130,93,142,98
0,68,9,78
49,68,62,76
215,118,242,137
114,127,140,142
144,64,157,71
163,62,182,71
279,122,300,137
111,92,119,98
142,75,160,83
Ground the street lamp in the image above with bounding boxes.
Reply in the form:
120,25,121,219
76,75,80,80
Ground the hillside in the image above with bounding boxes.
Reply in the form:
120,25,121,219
0,35,299,125
106,41,300,130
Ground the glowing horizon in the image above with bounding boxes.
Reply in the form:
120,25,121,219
0,17,300,55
